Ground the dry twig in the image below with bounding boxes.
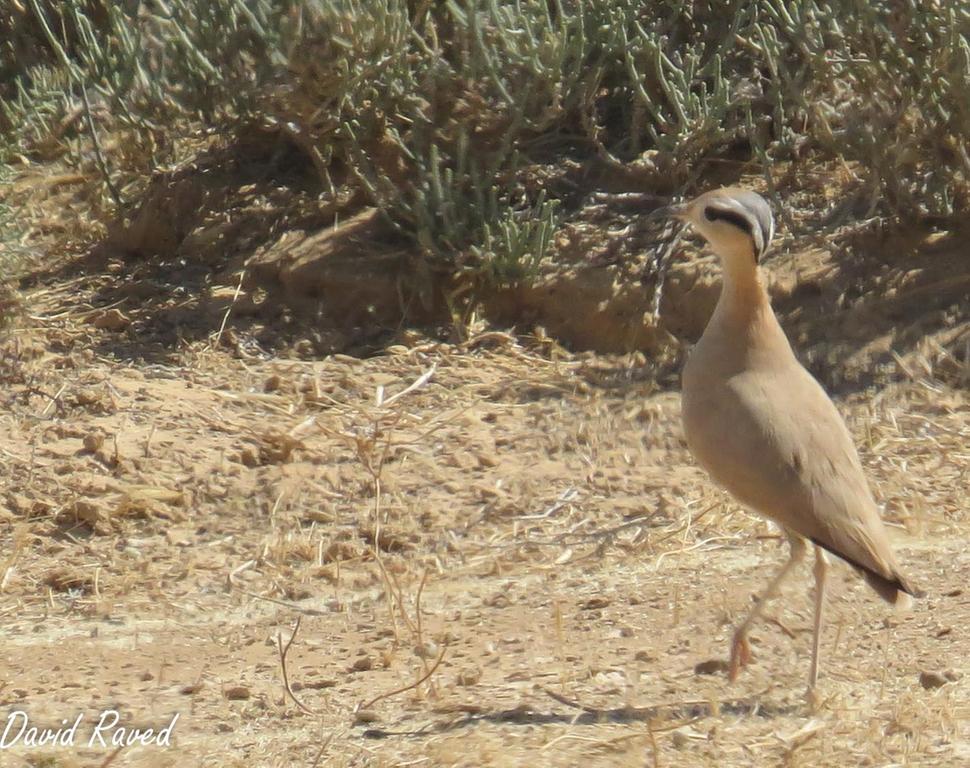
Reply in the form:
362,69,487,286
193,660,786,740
277,616,318,715
356,644,448,714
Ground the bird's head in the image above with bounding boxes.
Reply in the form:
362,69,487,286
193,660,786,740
653,188,775,265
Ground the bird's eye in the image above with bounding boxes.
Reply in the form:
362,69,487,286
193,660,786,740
703,206,717,222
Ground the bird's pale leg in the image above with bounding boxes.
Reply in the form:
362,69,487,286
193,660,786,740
729,533,807,681
807,545,829,698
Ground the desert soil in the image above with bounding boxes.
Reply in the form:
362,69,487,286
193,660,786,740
0,252,966,768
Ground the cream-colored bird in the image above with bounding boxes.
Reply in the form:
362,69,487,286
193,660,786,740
655,187,917,696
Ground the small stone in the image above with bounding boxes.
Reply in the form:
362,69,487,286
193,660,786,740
354,709,379,724
224,685,251,700
351,656,374,672
694,659,730,676
456,666,482,686
75,389,102,406
476,452,499,468
414,642,439,659
239,447,259,468
82,431,106,452
919,670,953,690
581,597,610,610
449,451,479,471
90,308,131,331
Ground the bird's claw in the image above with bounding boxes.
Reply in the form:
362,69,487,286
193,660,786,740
805,685,822,712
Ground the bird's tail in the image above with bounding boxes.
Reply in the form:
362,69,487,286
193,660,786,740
812,537,923,602
862,568,923,604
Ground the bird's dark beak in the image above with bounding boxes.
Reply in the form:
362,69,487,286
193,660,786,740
647,202,689,222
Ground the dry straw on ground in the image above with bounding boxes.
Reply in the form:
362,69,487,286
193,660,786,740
0,264,964,765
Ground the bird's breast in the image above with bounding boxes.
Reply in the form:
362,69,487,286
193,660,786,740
680,348,730,472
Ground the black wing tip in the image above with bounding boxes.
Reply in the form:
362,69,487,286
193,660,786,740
863,569,923,603
811,537,922,603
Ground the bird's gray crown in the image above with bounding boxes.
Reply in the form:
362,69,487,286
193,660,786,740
703,190,775,261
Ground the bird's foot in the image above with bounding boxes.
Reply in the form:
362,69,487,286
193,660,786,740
728,628,752,681
804,685,822,712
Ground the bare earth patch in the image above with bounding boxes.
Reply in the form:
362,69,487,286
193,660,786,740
0,273,966,767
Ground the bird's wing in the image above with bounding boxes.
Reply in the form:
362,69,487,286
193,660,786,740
684,363,912,596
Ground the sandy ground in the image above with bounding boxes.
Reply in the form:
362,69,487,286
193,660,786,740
0,274,965,768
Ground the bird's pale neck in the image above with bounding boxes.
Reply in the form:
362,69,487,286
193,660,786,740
710,244,773,328
701,246,794,366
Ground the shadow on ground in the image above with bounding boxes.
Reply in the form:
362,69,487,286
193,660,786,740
360,692,800,741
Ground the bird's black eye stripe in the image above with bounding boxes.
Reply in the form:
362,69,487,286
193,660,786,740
703,206,753,236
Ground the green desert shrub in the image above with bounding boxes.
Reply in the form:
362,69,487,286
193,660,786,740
1,0,968,278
